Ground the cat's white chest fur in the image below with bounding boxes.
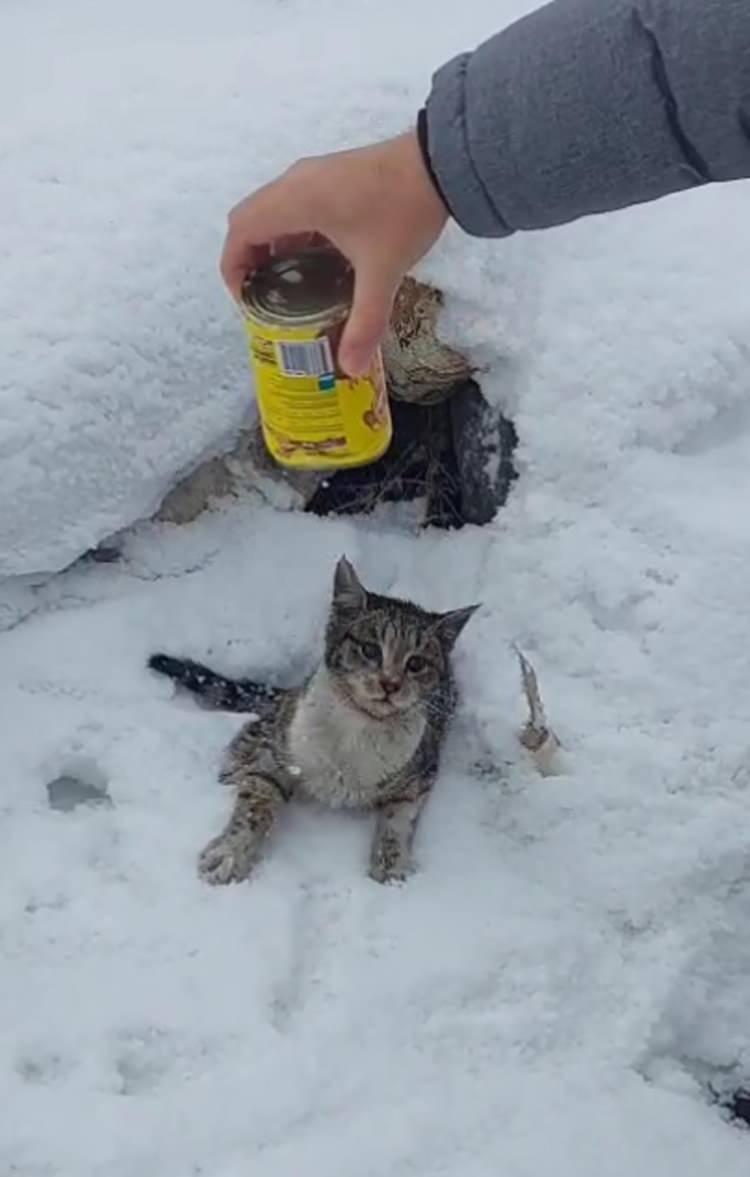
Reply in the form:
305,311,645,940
287,669,425,808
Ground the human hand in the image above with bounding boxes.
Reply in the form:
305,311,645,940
220,130,449,376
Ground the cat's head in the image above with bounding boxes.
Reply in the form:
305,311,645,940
324,556,478,720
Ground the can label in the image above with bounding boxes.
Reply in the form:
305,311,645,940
245,317,391,470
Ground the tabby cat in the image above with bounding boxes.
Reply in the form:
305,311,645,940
149,557,477,885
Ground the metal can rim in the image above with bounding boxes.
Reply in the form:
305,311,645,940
241,297,350,329
241,247,353,328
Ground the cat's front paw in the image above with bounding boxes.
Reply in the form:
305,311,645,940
368,848,413,887
198,833,259,885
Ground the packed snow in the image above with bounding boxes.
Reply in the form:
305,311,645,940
3,0,750,1174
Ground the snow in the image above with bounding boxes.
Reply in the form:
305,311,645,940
3,0,750,1174
0,0,523,579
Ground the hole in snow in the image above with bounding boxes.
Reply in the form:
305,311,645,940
46,757,112,812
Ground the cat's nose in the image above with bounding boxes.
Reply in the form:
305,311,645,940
379,675,401,696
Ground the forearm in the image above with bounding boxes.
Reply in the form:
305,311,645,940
424,0,750,236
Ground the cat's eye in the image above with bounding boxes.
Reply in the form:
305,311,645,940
359,641,382,665
406,655,428,674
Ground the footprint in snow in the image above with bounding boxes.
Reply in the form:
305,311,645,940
638,861,750,1131
45,756,112,812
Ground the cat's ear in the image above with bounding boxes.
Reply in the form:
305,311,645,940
332,556,367,613
434,604,479,648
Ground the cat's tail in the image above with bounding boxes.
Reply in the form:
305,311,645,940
148,653,281,713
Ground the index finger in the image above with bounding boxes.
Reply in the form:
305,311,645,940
219,170,320,301
219,237,270,304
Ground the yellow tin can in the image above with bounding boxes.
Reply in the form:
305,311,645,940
241,247,392,471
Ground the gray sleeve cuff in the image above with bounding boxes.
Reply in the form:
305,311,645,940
422,0,750,243
425,53,515,239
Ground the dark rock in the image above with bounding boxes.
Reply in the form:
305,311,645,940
449,380,518,525
88,544,122,564
727,1088,750,1128
306,381,517,530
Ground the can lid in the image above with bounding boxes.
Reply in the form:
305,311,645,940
242,247,354,323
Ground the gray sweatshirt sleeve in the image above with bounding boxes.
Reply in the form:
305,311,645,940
424,0,750,236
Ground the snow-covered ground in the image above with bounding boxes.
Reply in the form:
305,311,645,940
3,1,750,1173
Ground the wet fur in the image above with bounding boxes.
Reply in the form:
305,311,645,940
149,557,477,885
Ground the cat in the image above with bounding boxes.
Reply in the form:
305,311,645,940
148,557,477,885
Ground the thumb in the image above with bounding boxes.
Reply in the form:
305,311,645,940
339,261,398,377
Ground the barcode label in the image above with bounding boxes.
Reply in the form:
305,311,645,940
276,338,334,377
